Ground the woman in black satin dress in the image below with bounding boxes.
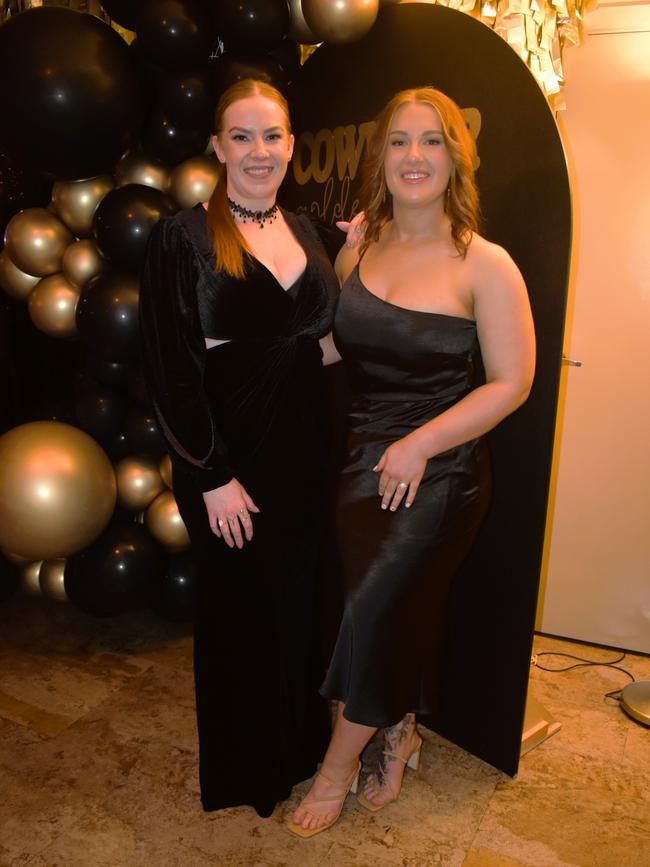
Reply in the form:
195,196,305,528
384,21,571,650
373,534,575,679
289,87,536,836
139,80,341,818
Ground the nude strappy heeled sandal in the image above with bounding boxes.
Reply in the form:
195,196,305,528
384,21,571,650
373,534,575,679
357,735,422,812
287,762,360,838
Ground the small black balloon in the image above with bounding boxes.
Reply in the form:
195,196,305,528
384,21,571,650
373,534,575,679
93,184,177,272
214,0,289,54
209,54,289,100
0,8,142,178
0,553,20,604
65,522,164,617
141,109,211,165
75,382,127,440
85,356,131,389
76,272,141,362
101,0,148,31
136,0,215,71
158,69,213,124
127,367,151,408
125,407,166,458
152,551,195,622
98,430,131,462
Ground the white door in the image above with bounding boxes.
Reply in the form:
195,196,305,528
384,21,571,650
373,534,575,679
538,0,650,652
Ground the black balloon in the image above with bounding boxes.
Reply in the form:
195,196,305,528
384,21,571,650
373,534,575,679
75,382,127,440
268,38,303,84
0,553,20,604
0,147,52,243
125,407,166,458
85,356,131,389
127,367,151,408
158,69,213,124
76,273,140,362
99,430,131,462
210,55,289,100
141,109,211,165
65,522,164,617
152,551,195,622
0,8,142,179
93,184,177,272
214,0,289,54
101,0,148,31
136,0,214,71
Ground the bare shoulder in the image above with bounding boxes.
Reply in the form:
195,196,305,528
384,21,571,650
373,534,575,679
466,233,527,299
334,241,361,285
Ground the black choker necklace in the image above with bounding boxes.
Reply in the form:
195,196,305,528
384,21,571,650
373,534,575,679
227,197,278,229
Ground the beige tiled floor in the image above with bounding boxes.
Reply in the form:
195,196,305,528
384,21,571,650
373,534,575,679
0,596,648,867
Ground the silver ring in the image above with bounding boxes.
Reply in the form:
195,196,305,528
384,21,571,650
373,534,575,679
398,482,408,489
217,519,224,528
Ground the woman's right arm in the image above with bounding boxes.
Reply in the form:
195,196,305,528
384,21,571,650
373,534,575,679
139,218,258,548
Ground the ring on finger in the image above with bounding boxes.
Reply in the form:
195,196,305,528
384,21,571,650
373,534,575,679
398,481,408,489
217,518,224,528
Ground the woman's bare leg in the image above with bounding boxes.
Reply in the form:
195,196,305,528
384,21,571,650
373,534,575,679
362,712,421,807
290,703,376,832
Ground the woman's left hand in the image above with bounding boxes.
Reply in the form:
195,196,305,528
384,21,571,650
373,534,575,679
373,436,428,511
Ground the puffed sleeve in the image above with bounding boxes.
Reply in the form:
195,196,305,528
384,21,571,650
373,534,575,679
139,217,234,491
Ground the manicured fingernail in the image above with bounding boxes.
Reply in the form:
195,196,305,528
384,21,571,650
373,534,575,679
381,504,387,510
405,503,411,508
390,506,396,512
372,465,378,471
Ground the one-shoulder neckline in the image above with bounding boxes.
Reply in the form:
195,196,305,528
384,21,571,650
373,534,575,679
193,202,308,293
354,264,476,325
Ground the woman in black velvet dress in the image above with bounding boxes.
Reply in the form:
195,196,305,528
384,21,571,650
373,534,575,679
139,80,340,817
289,87,536,836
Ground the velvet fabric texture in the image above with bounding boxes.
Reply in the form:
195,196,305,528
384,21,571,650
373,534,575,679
320,265,492,727
140,205,338,817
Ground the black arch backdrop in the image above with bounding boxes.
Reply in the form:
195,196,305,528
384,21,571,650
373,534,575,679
282,3,571,776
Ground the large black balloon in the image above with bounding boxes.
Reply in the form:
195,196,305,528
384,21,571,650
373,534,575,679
152,552,195,622
0,553,20,604
209,55,289,100
125,407,166,458
101,0,148,31
158,69,213,124
75,382,127,440
214,0,289,54
85,356,131,389
141,109,211,165
65,522,164,617
0,8,142,178
76,272,140,362
93,185,177,272
136,0,215,71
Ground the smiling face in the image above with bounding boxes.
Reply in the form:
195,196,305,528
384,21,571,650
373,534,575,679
213,94,294,210
383,101,453,210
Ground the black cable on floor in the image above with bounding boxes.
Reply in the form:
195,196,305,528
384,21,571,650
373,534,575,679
533,650,635,704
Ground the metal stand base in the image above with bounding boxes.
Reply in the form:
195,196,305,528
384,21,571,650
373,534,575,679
621,681,650,726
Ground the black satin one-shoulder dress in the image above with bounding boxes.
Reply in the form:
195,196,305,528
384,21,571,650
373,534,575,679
140,205,338,817
321,265,492,727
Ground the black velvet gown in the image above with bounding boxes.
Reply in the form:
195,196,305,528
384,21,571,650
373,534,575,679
139,205,338,817
320,265,492,727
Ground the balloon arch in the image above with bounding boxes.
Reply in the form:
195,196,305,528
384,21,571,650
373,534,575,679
0,0,381,618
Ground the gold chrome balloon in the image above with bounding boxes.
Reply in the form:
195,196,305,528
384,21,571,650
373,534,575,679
169,156,219,210
51,175,114,237
0,249,40,301
159,453,173,489
28,273,80,338
62,239,107,289
1,548,30,565
21,561,44,597
289,0,320,43
0,421,117,560
4,208,74,277
115,456,165,511
302,0,379,44
39,559,68,601
114,151,171,192
145,490,190,551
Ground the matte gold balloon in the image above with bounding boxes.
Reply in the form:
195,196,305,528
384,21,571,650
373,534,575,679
115,456,165,511
0,421,117,560
0,249,40,301
145,490,190,551
51,175,114,237
4,208,74,277
289,0,320,44
39,559,68,601
169,156,219,210
62,239,107,289
28,273,80,338
21,561,44,597
159,453,173,489
114,151,171,192
303,0,379,43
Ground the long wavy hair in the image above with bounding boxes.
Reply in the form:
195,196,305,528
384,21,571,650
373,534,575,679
206,79,291,279
360,87,480,258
